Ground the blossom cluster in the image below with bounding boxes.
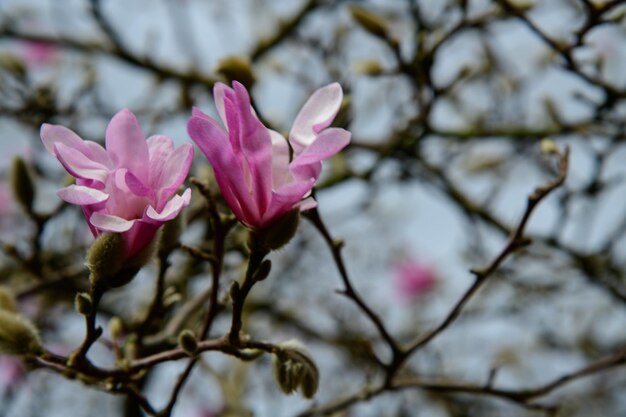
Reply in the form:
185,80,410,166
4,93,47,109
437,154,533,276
40,82,351,263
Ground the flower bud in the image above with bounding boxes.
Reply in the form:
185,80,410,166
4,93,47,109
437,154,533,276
0,310,43,356
108,317,124,340
10,157,36,213
74,292,93,316
216,56,256,89
540,138,559,155
0,286,18,313
271,340,319,399
349,5,390,40
353,60,384,76
229,281,241,302
250,209,300,252
178,329,197,356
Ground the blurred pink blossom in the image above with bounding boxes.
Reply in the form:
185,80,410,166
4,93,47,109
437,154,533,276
40,109,193,259
392,259,437,300
21,40,58,67
187,82,351,229
0,356,25,393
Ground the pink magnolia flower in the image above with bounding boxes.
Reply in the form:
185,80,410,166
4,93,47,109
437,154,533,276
0,356,25,393
187,81,351,229
40,109,193,259
393,259,437,300
22,40,58,67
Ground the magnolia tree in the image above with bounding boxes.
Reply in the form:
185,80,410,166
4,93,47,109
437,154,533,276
0,0,625,416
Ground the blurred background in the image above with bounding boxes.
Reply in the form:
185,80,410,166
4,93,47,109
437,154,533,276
1,0,626,416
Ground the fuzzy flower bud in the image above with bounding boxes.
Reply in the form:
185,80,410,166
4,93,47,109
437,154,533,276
10,157,36,213
271,340,319,399
0,310,43,356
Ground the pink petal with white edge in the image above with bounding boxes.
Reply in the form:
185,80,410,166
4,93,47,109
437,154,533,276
290,127,351,181
54,142,109,182
41,123,93,156
105,109,149,180
146,188,191,222
297,196,318,212
213,83,230,128
262,179,315,225
269,129,291,188
90,212,135,232
147,135,174,171
57,185,109,205
289,83,343,153
156,143,194,204
125,170,152,197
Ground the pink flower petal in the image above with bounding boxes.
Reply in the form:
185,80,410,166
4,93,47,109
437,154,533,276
105,109,149,180
155,144,194,208
125,170,152,197
289,127,351,181
147,135,174,170
269,129,291,188
262,179,315,225
41,124,89,156
90,212,135,233
146,188,191,222
187,115,258,222
232,82,273,214
57,185,109,205
213,83,230,128
289,83,343,153
54,142,109,182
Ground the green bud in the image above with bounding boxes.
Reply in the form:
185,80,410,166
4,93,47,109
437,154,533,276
353,60,384,76
74,292,93,316
271,340,319,399
229,281,241,302
178,329,198,356
0,287,18,313
349,5,390,40
252,260,272,282
216,55,256,89
108,317,124,340
0,53,26,79
0,310,43,356
250,209,300,252
10,157,36,213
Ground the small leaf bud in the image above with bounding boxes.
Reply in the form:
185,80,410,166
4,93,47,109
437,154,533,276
216,56,256,89
229,281,241,302
0,310,43,356
178,329,198,356
349,5,390,40
353,60,384,76
540,138,559,155
10,157,36,213
74,292,93,316
108,317,124,340
252,260,272,282
0,287,18,313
